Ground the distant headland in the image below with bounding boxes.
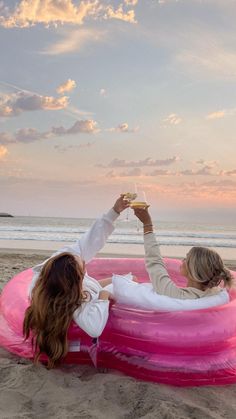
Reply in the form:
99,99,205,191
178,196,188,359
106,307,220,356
0,213,14,217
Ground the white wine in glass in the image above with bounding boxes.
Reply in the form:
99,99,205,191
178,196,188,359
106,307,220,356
130,191,148,231
122,191,137,222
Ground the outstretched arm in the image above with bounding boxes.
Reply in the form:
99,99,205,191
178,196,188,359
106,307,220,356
133,208,186,298
29,196,129,297
70,195,129,262
32,195,129,273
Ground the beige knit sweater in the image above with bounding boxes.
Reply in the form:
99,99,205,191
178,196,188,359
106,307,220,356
144,232,220,299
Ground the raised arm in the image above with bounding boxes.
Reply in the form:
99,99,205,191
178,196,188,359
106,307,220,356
133,207,187,298
32,196,129,272
62,195,129,262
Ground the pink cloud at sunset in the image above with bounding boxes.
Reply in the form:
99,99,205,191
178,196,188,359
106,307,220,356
206,110,225,120
100,156,180,168
102,164,236,179
0,145,8,159
134,180,236,210
206,108,236,120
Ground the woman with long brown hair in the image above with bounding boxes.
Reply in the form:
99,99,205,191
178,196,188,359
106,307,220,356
24,195,129,368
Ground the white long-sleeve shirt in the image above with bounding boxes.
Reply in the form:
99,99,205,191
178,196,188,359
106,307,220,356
29,208,119,338
144,232,221,299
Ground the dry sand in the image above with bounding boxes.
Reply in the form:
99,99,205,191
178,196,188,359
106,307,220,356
1,251,236,419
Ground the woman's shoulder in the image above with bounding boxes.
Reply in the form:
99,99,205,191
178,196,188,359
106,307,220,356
186,286,222,299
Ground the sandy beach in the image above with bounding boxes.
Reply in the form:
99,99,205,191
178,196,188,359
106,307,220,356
1,250,236,419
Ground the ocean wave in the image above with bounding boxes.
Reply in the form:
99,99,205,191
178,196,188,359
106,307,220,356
0,234,236,248
1,225,236,240
0,226,87,234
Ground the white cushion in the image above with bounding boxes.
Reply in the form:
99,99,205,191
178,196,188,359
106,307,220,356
112,273,229,311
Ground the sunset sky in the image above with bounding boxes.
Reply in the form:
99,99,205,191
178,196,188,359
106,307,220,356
0,0,236,222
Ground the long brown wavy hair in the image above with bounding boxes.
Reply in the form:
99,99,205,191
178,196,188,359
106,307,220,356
23,252,89,369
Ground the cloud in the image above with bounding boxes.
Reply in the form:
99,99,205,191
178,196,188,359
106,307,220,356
0,119,99,144
206,108,236,120
174,164,236,178
162,113,182,126
0,0,101,28
100,158,235,179
15,128,49,143
124,0,138,5
206,110,225,120
180,166,215,176
143,15,236,82
225,170,236,176
42,28,106,55
109,167,209,179
56,79,76,94
0,145,8,159
105,167,142,177
146,164,225,176
176,43,236,82
105,4,137,23
54,142,95,152
0,92,69,117
116,123,130,132
158,0,180,4
54,119,99,135
189,179,236,201
109,122,138,133
149,169,173,176
0,0,137,28
51,120,99,136
104,165,217,179
120,167,142,177
219,169,236,176
195,159,218,168
100,88,107,97
143,179,236,204
100,156,180,168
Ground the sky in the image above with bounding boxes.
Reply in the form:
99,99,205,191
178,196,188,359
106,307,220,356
0,0,236,222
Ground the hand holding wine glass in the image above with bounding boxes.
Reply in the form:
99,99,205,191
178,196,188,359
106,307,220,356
122,191,137,221
133,207,152,225
113,195,130,214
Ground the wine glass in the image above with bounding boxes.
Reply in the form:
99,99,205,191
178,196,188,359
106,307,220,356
129,190,148,232
123,191,137,222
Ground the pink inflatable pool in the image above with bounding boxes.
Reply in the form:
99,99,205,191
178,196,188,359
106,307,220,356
1,258,236,387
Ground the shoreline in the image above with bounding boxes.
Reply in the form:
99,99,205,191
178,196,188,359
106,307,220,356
1,238,236,257
0,247,236,268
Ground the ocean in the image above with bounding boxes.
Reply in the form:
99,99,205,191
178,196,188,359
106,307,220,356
0,215,236,260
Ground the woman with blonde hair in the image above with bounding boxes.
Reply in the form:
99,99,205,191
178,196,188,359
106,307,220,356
24,195,129,369
133,207,233,299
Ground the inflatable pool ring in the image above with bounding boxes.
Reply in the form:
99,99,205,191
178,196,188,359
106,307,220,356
1,258,236,387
